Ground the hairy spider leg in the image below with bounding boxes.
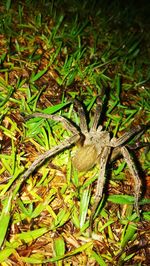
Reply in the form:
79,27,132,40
24,134,80,181
110,128,142,216
74,99,88,134
90,126,143,229
90,146,111,229
91,87,107,131
110,125,149,161
8,112,81,195
26,113,79,135
10,134,80,195
126,124,150,150
91,96,105,132
121,146,141,215
110,125,143,147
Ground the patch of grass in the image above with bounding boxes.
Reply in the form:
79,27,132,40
0,0,150,265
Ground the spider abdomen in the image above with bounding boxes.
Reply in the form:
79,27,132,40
72,144,98,172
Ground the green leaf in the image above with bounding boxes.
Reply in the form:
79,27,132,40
54,209,71,228
0,196,12,247
53,237,65,256
31,188,56,218
50,241,93,262
91,251,107,266
0,247,15,263
108,194,135,204
30,68,48,82
5,0,12,10
15,227,48,243
108,195,150,205
143,212,150,221
121,223,137,248
80,187,91,228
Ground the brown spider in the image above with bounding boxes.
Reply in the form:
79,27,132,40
18,93,146,228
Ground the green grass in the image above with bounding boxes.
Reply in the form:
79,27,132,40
0,0,150,265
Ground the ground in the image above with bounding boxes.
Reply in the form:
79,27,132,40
0,1,150,265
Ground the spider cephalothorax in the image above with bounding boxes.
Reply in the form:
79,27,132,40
13,92,145,227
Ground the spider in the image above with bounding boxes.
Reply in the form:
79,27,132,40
15,92,146,227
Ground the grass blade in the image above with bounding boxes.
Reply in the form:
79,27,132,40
0,195,12,247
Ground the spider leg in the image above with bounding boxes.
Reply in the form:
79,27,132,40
120,146,142,215
9,134,80,195
125,123,149,150
110,147,122,162
110,127,143,215
110,142,150,162
26,113,79,135
90,146,111,229
110,124,149,161
90,87,106,131
126,142,150,150
110,125,144,147
74,99,88,133
90,96,103,131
